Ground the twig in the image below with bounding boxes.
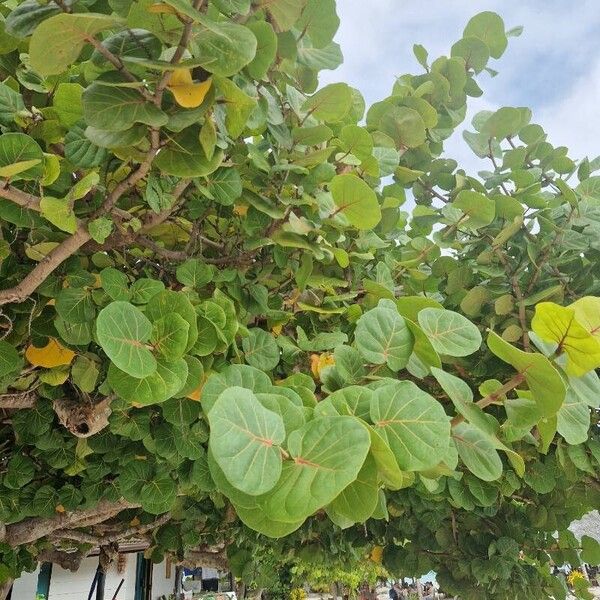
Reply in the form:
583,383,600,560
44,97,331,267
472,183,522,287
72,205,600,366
488,139,511,196
154,0,205,104
450,372,526,427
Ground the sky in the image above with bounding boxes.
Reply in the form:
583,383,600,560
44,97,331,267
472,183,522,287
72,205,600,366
321,0,600,175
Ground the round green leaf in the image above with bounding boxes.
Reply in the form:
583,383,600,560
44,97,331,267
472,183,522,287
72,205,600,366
330,173,381,230
453,422,503,481
417,308,482,357
302,83,353,122
379,106,426,149
83,83,168,132
371,380,451,472
452,190,496,230
263,416,371,522
330,454,378,523
97,301,157,378
29,13,119,76
154,127,224,177
243,329,280,371
201,364,273,413
355,300,412,370
463,11,507,59
108,358,188,405
451,36,490,73
208,387,285,495
195,18,257,76
151,313,190,360
245,21,277,80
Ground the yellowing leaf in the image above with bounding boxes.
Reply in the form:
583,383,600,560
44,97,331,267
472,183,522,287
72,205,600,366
129,516,141,527
167,69,212,108
25,338,76,368
55,504,66,514
370,546,383,563
310,353,335,379
531,302,600,376
147,3,177,13
233,204,248,216
187,373,208,401
271,324,283,336
570,296,600,341
0,159,42,179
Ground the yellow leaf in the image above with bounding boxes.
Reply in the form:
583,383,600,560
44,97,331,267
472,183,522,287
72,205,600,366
167,69,212,108
233,204,248,216
531,301,600,376
55,504,66,514
147,3,177,13
569,296,600,341
25,338,76,368
129,516,141,527
310,353,335,380
271,324,283,336
370,546,383,564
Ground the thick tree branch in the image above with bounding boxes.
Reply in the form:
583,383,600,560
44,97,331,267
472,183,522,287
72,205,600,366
3,499,139,547
0,185,41,211
0,390,37,409
0,146,160,307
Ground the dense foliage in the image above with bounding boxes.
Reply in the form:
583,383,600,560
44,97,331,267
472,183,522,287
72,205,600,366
0,1,599,598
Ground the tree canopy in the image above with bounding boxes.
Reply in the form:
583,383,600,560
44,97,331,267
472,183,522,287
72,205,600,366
0,2,599,599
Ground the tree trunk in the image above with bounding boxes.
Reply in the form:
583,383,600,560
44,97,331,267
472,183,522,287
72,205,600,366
0,579,12,600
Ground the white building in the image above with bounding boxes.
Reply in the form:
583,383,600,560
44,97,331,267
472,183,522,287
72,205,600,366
8,548,231,600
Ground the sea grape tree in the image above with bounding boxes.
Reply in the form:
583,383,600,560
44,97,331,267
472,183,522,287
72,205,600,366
0,2,599,599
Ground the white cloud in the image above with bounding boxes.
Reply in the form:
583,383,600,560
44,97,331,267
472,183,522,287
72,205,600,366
321,0,600,169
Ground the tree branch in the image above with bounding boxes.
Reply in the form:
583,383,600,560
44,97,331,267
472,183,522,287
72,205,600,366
0,146,160,307
2,499,139,547
0,184,41,211
0,390,37,409
451,372,526,427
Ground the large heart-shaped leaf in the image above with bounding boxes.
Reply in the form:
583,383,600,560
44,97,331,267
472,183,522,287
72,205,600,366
83,83,168,132
107,358,188,405
370,380,451,472
329,454,378,523
263,416,370,522
193,17,257,76
243,329,280,371
417,308,482,357
209,387,285,495
452,423,503,481
329,173,381,230
30,13,120,76
355,300,412,370
531,301,600,375
302,83,353,123
96,301,157,378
